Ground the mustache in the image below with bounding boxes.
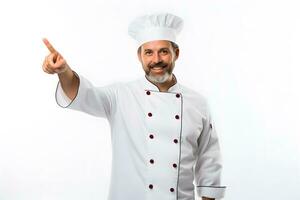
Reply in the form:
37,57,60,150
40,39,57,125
148,61,168,68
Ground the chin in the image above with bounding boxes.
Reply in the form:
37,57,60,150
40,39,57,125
146,73,171,83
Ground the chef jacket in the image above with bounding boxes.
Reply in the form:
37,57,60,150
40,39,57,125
55,71,226,200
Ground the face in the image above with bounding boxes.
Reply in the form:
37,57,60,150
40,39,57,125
138,40,179,84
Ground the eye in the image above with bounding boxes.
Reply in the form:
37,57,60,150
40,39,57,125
145,51,152,55
160,49,169,55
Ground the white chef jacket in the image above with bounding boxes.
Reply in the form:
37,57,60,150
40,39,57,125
55,71,226,200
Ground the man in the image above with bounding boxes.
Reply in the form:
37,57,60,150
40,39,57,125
42,13,226,200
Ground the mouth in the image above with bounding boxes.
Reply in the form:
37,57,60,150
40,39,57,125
150,65,167,73
150,64,167,69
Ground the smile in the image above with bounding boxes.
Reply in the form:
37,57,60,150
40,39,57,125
151,67,165,74
150,64,167,69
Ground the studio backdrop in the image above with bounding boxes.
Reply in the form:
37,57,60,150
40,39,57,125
0,0,299,199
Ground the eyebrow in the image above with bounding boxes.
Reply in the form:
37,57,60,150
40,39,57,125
159,48,170,51
143,47,170,52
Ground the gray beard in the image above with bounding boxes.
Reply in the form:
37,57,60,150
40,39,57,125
146,71,171,83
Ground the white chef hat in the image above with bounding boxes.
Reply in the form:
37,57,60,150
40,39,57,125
128,12,184,47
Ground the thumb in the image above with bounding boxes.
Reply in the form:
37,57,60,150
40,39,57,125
53,52,59,63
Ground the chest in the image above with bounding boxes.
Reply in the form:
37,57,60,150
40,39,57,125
114,88,203,150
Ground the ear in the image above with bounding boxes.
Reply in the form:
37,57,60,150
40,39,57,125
137,51,142,63
174,48,179,61
137,46,143,63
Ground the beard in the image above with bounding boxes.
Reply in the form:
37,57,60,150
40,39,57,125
145,61,174,84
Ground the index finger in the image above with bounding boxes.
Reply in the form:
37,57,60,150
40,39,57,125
43,38,57,53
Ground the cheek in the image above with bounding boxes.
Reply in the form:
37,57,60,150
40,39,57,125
142,58,151,67
141,56,147,62
163,55,173,62
141,60,150,70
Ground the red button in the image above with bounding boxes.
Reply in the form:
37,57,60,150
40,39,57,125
150,159,154,164
173,163,177,168
175,115,180,119
148,113,152,117
176,93,180,98
173,139,178,144
146,91,151,95
149,184,153,189
170,188,175,192
149,134,154,139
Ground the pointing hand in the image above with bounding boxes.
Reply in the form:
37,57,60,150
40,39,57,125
42,38,69,74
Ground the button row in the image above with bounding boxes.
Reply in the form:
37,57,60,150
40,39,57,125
148,159,177,168
147,112,180,120
148,184,175,192
145,90,181,98
149,134,179,144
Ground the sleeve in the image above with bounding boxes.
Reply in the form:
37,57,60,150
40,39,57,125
194,101,226,199
55,71,117,119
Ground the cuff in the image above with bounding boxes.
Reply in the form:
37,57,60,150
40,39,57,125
55,71,80,108
196,185,226,199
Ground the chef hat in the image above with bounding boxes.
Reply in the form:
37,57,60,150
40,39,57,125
128,12,184,47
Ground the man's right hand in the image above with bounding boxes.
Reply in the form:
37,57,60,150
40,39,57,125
42,38,79,101
42,38,69,74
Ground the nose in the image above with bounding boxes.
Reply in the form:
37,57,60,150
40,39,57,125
152,52,162,63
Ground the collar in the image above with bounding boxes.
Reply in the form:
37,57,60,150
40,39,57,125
140,73,181,93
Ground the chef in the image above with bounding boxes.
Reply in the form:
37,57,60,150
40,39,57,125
42,12,226,200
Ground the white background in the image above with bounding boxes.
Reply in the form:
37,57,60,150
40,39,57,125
0,0,299,199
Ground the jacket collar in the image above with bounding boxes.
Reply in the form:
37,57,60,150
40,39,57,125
141,73,181,93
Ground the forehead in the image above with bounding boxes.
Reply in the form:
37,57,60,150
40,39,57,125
141,40,172,50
